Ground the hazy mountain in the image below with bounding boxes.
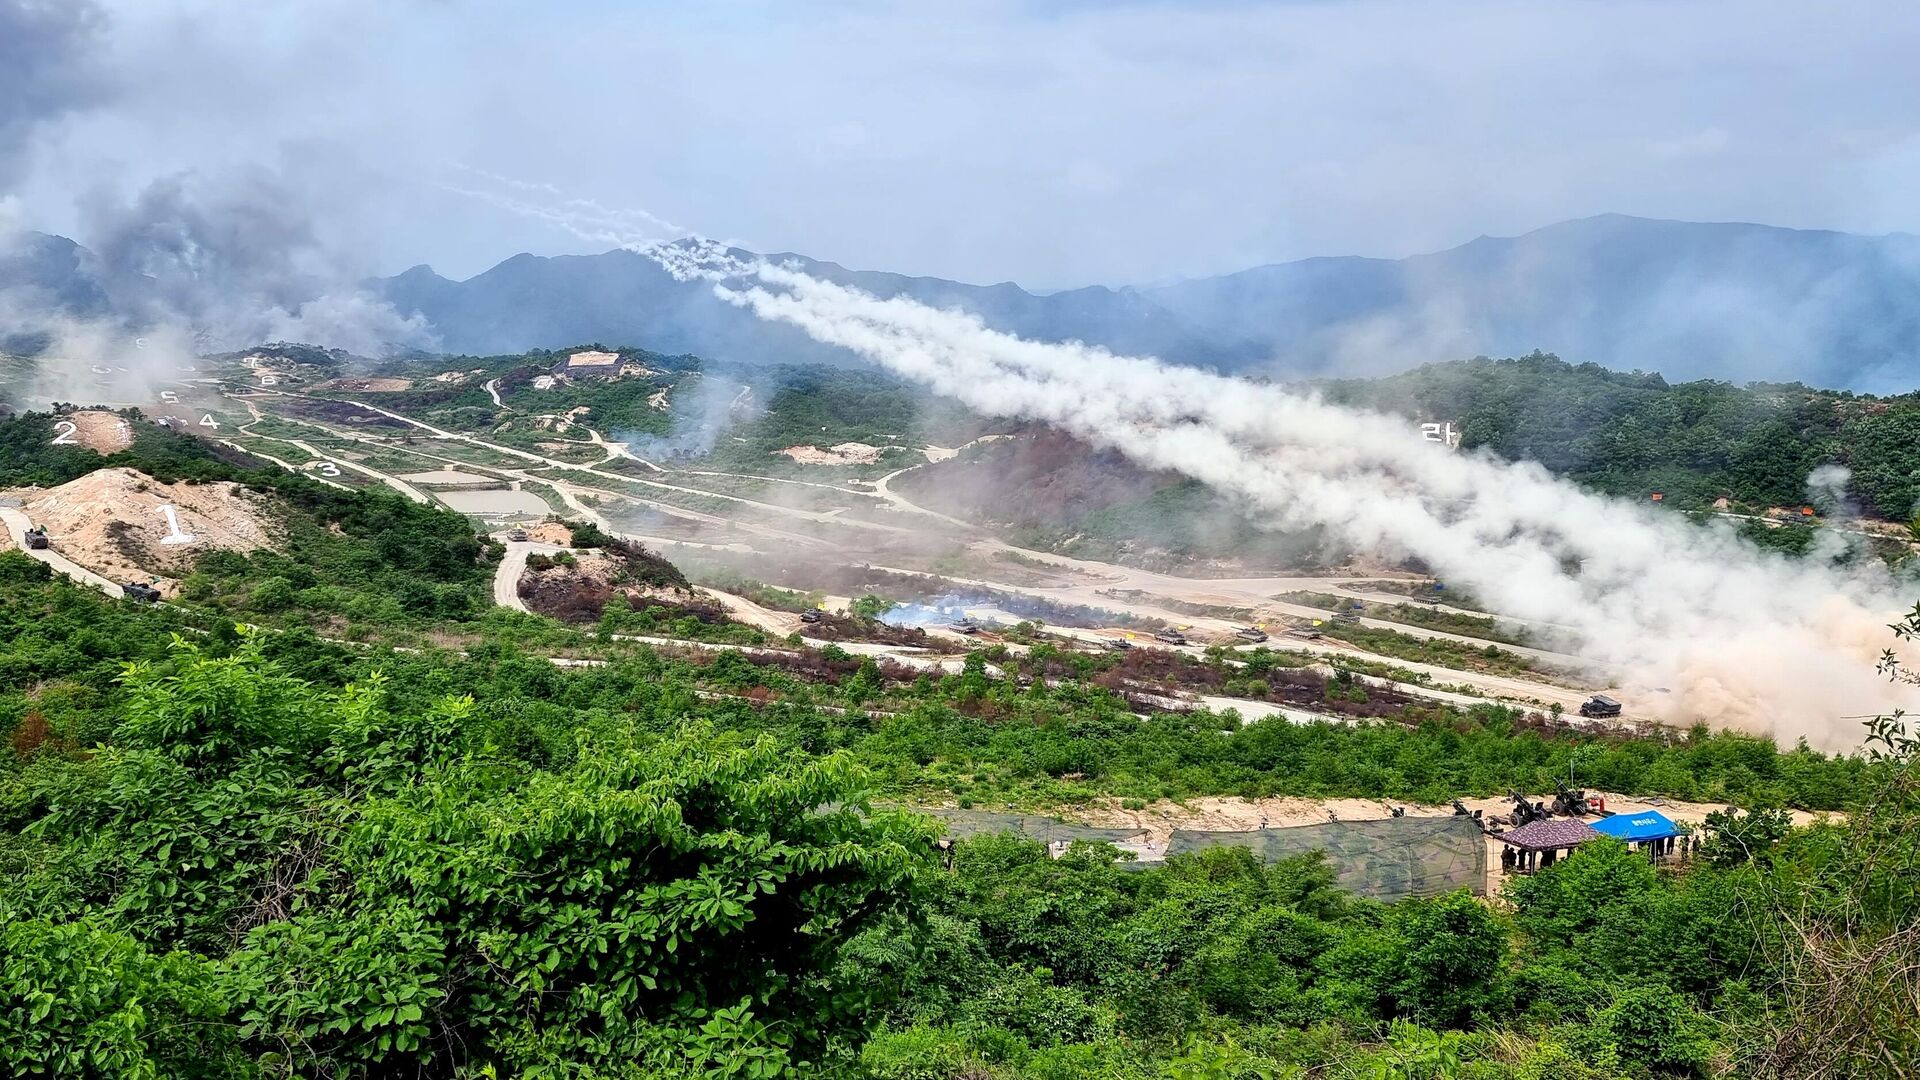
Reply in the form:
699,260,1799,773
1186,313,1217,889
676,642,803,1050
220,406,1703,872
371,244,1227,370
8,215,1920,388
368,216,1920,388
1140,215,1920,389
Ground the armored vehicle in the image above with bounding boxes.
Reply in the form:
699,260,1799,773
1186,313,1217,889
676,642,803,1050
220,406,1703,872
1579,694,1622,719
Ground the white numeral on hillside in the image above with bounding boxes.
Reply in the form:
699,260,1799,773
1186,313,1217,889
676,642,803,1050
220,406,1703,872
199,414,219,430
50,420,78,445
156,504,196,546
311,462,342,477
160,391,180,404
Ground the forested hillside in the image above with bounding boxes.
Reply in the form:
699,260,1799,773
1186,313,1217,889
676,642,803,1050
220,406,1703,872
1,375,1917,1076
0,553,1914,1076
0,395,1916,1075
1324,352,1920,521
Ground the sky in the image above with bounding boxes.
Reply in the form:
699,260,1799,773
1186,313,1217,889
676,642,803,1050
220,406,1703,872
5,0,1920,289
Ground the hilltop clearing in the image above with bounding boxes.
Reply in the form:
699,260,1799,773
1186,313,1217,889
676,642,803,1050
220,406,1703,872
58,409,135,453
13,467,279,590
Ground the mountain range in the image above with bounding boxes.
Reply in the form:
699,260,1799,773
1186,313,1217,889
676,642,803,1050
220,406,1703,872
7,214,1920,389
361,214,1920,390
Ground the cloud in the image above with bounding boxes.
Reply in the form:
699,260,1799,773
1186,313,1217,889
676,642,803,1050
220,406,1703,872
3,0,1918,288
0,0,110,188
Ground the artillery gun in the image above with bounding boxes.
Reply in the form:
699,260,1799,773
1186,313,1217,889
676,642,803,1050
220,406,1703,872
1552,782,1593,817
1503,791,1550,828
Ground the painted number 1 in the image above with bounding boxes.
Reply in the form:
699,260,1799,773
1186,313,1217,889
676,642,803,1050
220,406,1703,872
156,504,196,546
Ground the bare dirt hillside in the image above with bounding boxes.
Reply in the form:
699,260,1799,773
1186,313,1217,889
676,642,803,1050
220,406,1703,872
17,468,280,591
61,410,135,453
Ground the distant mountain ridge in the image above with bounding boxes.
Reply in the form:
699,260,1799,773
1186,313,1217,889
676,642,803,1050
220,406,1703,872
367,215,1920,389
7,214,1920,389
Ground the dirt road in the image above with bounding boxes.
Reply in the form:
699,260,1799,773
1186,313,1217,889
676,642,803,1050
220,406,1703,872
0,505,125,596
493,539,566,611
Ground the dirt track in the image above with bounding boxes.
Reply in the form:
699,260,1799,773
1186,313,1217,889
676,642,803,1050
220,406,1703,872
0,505,123,595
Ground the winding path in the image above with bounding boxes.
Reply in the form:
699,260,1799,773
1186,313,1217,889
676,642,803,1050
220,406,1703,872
0,505,125,596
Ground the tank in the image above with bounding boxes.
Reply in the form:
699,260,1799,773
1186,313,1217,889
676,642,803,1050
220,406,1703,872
1152,628,1188,646
799,609,823,624
1234,626,1268,643
122,581,162,603
1103,638,1133,651
1579,694,1622,719
506,528,529,542
947,617,981,635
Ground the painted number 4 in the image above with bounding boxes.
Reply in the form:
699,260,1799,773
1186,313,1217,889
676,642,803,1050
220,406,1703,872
155,504,197,546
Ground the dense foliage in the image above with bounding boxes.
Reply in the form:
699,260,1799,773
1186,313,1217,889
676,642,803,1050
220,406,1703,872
1323,352,1920,520
0,559,1913,1076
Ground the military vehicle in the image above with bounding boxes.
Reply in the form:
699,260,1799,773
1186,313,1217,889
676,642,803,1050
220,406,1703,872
23,526,49,550
947,617,982,635
1579,694,1622,719
1233,626,1268,643
122,581,162,603
1103,637,1133,651
1152,628,1188,646
506,528,529,542
799,609,823,624
1552,782,1593,817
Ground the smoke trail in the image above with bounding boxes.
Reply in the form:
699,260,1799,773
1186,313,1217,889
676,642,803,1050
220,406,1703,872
466,185,1920,749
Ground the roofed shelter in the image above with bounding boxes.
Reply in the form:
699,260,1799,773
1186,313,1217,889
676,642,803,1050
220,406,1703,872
1497,817,1599,873
1590,809,1686,861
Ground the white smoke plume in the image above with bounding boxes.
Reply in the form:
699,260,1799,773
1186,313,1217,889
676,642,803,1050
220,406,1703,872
467,187,1920,751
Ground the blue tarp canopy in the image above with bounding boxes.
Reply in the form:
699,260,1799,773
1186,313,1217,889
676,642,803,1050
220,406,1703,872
1590,810,1682,842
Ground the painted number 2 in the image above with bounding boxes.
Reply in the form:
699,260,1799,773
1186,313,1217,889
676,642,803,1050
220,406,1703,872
50,420,78,445
155,504,197,546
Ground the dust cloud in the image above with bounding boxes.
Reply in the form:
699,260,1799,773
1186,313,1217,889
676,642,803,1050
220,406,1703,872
700,261,1917,751
446,186,1920,750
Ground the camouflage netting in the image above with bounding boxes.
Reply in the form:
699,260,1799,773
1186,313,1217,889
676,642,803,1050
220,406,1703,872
1166,817,1487,901
918,808,1151,846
